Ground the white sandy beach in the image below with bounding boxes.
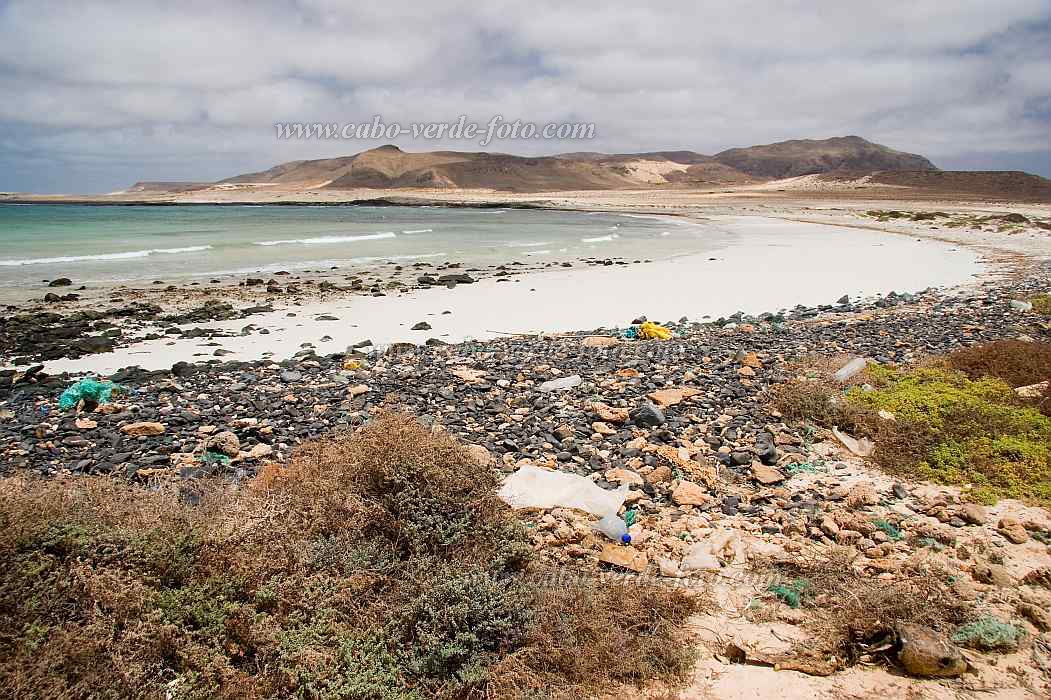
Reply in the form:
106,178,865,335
44,217,985,375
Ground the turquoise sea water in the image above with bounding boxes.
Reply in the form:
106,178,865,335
0,204,723,294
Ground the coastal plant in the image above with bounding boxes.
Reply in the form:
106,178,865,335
848,365,1051,505
0,413,701,699
771,349,1051,507
1029,294,1051,315
944,340,1051,388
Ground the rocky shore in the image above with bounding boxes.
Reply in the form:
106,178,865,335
2,260,1051,694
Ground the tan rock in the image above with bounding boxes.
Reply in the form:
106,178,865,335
645,465,673,484
750,462,785,485
997,516,1029,544
614,368,640,378
957,502,988,525
120,421,165,437
450,367,487,383
737,365,755,377
599,544,648,573
672,480,709,506
1015,380,1049,399
74,418,97,430
591,402,629,424
646,387,700,408
206,430,241,457
348,384,369,398
245,443,273,460
972,562,1014,587
1017,602,1051,632
605,468,644,486
739,351,762,368
582,335,620,348
466,444,494,467
820,516,840,539
846,482,880,509
897,624,967,678
591,421,616,436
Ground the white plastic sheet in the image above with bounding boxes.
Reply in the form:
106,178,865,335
498,464,627,516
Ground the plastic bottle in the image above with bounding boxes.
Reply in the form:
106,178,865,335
594,513,632,544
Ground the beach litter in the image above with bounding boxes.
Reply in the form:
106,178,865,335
623,321,674,340
832,356,867,382
832,426,874,457
1009,299,1033,312
58,377,121,411
498,463,628,517
539,374,583,392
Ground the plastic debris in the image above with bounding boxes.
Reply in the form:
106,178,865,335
538,374,583,392
1009,299,1033,312
785,461,820,475
832,426,874,457
832,357,867,383
679,530,784,572
594,513,632,544
768,578,812,608
199,451,232,466
498,464,628,517
951,616,1025,651
637,321,673,340
622,321,673,340
58,378,121,411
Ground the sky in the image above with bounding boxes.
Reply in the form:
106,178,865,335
1,0,1049,193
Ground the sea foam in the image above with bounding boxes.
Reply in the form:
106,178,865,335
253,232,396,246
0,245,213,266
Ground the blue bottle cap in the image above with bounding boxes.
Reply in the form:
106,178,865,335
621,533,632,544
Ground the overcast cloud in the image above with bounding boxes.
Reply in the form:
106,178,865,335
1,0,1049,192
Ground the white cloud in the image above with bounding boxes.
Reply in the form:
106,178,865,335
0,0,1049,191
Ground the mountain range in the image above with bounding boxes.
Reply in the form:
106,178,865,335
126,136,1051,200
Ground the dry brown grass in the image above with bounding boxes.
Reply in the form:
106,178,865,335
768,379,867,432
761,549,974,667
945,340,1051,388
0,413,702,699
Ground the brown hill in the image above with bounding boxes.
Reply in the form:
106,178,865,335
712,135,936,179
190,137,1046,199
866,170,1051,202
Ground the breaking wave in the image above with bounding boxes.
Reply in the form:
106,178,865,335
0,245,213,266
253,232,396,246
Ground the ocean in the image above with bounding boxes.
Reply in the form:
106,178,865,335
0,204,724,295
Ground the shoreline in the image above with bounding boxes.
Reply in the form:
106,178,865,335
1,197,1047,377
18,216,986,375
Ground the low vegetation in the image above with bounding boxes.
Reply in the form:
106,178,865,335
772,342,1051,506
1028,293,1051,315
0,413,701,699
759,549,976,668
